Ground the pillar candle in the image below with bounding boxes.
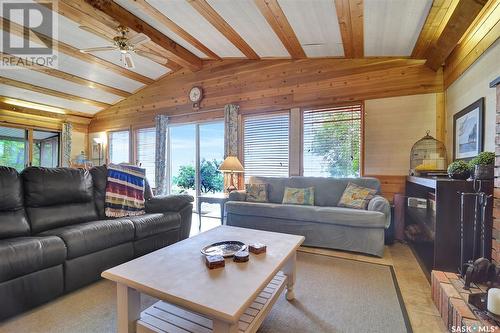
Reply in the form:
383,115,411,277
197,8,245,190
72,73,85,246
487,288,500,315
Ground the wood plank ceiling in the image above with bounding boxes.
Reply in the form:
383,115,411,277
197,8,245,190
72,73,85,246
0,0,490,120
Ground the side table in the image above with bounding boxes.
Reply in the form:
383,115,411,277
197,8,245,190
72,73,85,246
197,194,229,230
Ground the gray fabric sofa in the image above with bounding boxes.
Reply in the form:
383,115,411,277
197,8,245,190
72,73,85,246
225,176,391,257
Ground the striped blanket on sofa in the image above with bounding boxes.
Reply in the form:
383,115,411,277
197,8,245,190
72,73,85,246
105,164,146,217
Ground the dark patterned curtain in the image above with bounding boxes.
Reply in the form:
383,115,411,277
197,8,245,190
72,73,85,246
224,104,240,189
61,122,72,167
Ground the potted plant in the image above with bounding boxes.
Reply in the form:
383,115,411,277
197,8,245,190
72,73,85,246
447,160,470,180
468,152,495,180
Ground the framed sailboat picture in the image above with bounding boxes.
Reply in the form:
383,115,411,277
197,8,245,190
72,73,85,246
453,97,484,160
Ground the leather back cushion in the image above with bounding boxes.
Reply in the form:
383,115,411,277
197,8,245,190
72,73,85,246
0,167,30,238
90,165,153,219
22,167,98,233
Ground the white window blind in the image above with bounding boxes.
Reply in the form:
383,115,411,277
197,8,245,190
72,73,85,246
109,130,130,164
244,113,289,181
303,105,362,177
136,127,156,188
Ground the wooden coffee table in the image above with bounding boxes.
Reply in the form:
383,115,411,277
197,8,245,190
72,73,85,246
102,226,304,333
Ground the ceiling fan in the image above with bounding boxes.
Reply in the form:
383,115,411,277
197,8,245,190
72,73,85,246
78,25,168,69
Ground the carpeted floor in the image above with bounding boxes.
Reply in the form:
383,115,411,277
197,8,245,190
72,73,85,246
0,252,410,333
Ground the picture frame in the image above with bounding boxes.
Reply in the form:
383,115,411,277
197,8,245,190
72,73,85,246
453,97,484,161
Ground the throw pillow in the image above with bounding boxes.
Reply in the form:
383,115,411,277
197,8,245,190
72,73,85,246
245,183,268,202
338,182,376,210
282,187,314,206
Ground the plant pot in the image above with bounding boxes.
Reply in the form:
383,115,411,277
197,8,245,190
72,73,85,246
448,170,470,180
473,165,494,180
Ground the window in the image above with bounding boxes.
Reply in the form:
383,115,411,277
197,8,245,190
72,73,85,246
303,105,362,177
0,126,27,171
136,127,156,188
244,113,289,180
32,130,59,168
109,130,130,164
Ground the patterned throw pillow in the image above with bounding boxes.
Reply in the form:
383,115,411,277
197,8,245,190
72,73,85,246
282,187,315,206
245,184,268,202
338,183,377,210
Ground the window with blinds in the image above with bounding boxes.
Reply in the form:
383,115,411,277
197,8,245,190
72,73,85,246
109,130,130,164
136,127,156,188
244,113,289,181
303,105,362,177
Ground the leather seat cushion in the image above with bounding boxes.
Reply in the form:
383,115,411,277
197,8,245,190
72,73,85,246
225,201,386,228
0,167,30,239
0,236,66,283
40,219,135,259
128,213,181,240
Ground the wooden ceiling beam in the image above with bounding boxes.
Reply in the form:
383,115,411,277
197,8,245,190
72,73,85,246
334,0,364,58
84,0,203,71
412,0,459,59
0,52,131,98
131,0,220,60
0,98,92,125
187,0,260,60
425,0,487,71
49,0,182,72
254,0,306,59
0,76,111,109
2,17,154,85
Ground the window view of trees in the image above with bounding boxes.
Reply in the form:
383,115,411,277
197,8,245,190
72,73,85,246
173,159,224,194
0,139,26,171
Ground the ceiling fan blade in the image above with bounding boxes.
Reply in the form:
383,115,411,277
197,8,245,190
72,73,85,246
121,52,135,69
135,50,168,65
79,46,117,53
128,33,151,46
79,26,114,42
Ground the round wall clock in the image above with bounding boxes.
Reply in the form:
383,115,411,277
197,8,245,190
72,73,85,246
189,86,203,103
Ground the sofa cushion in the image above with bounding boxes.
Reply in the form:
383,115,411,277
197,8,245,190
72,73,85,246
0,167,30,239
248,176,289,204
338,182,377,209
40,219,135,259
225,201,386,228
0,236,66,283
245,183,268,202
128,213,181,240
282,187,314,206
22,167,99,233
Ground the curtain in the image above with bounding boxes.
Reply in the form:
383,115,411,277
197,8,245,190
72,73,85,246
155,115,169,195
61,122,72,167
224,104,241,190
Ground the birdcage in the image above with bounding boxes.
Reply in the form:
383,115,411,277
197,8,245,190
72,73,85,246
409,131,448,177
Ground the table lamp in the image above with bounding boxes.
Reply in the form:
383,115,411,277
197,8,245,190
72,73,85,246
219,156,244,192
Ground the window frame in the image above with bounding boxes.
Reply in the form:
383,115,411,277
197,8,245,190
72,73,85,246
107,129,132,164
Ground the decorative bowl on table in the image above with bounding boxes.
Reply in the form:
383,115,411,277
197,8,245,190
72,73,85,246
201,241,247,258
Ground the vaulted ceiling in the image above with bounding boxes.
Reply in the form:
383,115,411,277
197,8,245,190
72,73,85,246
0,0,490,118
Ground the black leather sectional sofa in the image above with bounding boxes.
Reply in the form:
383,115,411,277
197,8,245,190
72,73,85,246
0,166,193,321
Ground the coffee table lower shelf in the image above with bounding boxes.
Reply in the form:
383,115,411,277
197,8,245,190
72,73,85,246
137,272,287,333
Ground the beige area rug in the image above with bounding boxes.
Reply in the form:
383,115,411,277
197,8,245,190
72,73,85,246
0,252,410,333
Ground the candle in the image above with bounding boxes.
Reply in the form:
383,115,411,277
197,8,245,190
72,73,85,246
487,288,500,315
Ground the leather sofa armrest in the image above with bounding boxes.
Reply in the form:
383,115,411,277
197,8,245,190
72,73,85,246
145,194,194,213
228,190,246,202
367,195,391,228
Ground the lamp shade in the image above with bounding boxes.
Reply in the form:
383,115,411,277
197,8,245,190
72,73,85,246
219,156,244,173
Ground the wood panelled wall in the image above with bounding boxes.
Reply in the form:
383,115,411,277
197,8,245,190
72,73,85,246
89,58,443,132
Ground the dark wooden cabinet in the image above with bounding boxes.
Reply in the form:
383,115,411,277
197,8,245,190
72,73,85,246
405,176,493,279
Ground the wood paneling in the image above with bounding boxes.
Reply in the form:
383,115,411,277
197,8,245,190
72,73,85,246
425,0,487,70
412,0,458,59
83,0,202,71
254,0,306,59
493,78,500,263
188,0,259,60
365,175,406,203
334,0,364,58
89,58,443,132
444,0,500,88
